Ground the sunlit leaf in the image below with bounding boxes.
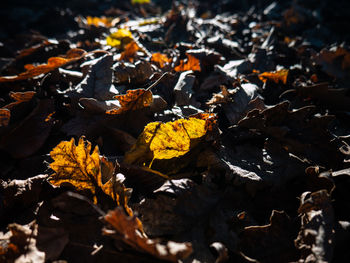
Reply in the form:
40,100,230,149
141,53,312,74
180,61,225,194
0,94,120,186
49,137,130,207
106,28,133,49
131,0,151,4
86,16,112,27
0,49,86,82
174,54,201,72
151,53,172,68
119,41,139,62
104,207,192,262
124,117,208,166
106,89,153,115
258,69,288,84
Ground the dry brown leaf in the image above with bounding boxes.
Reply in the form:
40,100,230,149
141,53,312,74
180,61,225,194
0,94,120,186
0,48,86,82
0,108,10,127
106,89,153,115
104,207,192,262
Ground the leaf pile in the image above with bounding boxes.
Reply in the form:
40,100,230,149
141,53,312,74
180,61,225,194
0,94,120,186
1,0,350,262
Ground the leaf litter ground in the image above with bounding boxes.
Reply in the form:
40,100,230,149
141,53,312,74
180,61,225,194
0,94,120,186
1,0,350,262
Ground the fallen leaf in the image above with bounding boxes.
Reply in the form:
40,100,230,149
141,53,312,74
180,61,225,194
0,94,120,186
258,69,288,84
48,136,130,207
123,117,208,166
106,28,133,49
106,89,153,115
0,49,86,82
174,54,201,72
295,190,335,262
151,53,172,68
103,207,192,262
86,16,112,27
120,41,140,62
131,0,150,4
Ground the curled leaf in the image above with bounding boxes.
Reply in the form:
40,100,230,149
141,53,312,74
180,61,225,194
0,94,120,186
258,69,289,84
174,54,201,72
124,117,208,166
0,108,10,127
106,89,153,115
104,207,192,262
106,28,133,49
0,49,86,82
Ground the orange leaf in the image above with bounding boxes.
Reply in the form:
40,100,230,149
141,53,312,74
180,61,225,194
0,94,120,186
0,48,86,83
86,16,112,27
119,41,139,62
106,89,153,115
258,69,289,84
49,136,131,209
9,91,36,102
151,53,172,68
104,208,192,262
174,54,201,72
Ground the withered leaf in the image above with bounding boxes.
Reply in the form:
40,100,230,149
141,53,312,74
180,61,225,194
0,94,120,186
48,136,130,208
0,108,10,127
106,28,133,49
106,89,153,115
0,49,86,82
103,207,192,262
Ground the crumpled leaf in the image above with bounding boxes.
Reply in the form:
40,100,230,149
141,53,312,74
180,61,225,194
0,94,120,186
106,88,153,115
120,41,140,62
0,49,86,82
123,117,208,166
48,136,130,208
106,29,133,49
103,207,192,262
0,108,10,127
295,190,335,263
258,69,288,84
151,53,172,68
174,54,201,72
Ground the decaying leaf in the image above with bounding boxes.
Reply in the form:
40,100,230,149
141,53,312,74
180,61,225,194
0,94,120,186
174,54,201,72
48,136,130,208
131,0,150,4
123,117,208,166
0,49,86,82
151,53,172,68
106,89,153,115
258,69,288,84
106,28,133,49
103,207,192,262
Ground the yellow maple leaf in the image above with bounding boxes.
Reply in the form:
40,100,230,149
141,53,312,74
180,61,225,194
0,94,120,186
124,117,207,166
49,137,130,208
106,29,133,49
